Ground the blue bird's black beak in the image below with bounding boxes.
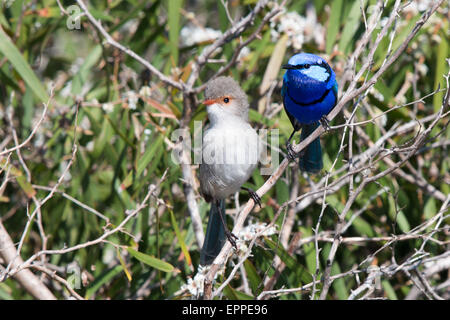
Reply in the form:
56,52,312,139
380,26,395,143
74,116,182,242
282,64,295,70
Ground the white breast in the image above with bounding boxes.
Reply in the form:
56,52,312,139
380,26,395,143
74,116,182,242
199,120,261,200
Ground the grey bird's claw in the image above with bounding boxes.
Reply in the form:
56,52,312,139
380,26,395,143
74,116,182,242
225,230,238,249
249,190,262,208
319,116,330,131
242,187,262,208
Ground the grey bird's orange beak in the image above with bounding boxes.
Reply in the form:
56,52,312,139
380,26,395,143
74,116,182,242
203,99,216,106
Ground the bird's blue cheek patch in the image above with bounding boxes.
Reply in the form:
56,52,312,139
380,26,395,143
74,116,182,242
300,66,329,82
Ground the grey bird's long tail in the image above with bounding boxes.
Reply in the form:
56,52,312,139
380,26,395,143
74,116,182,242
200,199,226,265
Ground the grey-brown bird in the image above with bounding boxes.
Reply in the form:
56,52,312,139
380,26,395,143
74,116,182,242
199,76,261,265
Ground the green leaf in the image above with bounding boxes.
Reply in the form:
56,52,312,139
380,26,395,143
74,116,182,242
0,283,12,300
86,5,115,22
382,280,397,300
169,208,192,268
85,265,123,299
0,10,10,29
326,0,343,53
433,20,449,112
168,0,184,66
136,133,164,177
301,227,317,274
105,115,135,148
338,0,361,54
244,260,262,294
264,237,296,270
388,197,410,233
127,247,174,273
71,45,102,95
116,247,132,282
352,217,375,237
331,262,348,299
0,27,49,103
258,34,288,113
16,175,36,198
423,197,437,220
247,30,271,73
91,114,113,159
223,284,254,300
275,179,289,205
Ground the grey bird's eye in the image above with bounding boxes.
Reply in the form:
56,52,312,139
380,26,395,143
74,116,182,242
223,97,230,103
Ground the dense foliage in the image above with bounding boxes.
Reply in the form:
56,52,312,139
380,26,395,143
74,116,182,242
0,0,448,300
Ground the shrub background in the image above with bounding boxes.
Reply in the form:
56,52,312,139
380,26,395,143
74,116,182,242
0,0,448,300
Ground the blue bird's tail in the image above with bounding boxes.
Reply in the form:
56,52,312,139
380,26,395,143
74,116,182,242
200,199,226,265
299,122,323,174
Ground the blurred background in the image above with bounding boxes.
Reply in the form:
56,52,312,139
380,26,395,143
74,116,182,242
0,0,448,300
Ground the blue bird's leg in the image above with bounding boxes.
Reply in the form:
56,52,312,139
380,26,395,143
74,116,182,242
242,187,261,208
319,116,330,131
286,130,304,161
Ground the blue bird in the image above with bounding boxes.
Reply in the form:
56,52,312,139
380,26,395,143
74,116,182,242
281,53,338,173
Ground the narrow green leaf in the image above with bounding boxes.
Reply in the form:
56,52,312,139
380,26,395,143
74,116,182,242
121,171,133,190
433,21,449,112
424,197,437,220
169,208,192,267
338,0,361,54
300,227,317,275
0,282,13,300
0,10,10,29
71,45,102,95
136,134,164,177
352,217,375,237
264,237,296,270
116,247,132,282
168,0,183,66
382,280,398,300
85,265,123,299
105,115,135,148
275,179,289,205
247,30,271,72
223,284,254,300
388,197,410,233
16,176,36,198
326,0,343,53
0,27,49,103
260,34,288,94
331,262,348,299
127,247,174,273
86,5,115,22
243,259,262,294
91,114,113,159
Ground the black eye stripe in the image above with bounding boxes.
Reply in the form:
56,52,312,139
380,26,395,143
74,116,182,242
284,60,332,82
287,60,330,70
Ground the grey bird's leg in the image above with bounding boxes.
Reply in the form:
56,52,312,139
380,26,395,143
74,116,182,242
241,187,261,208
215,199,238,249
